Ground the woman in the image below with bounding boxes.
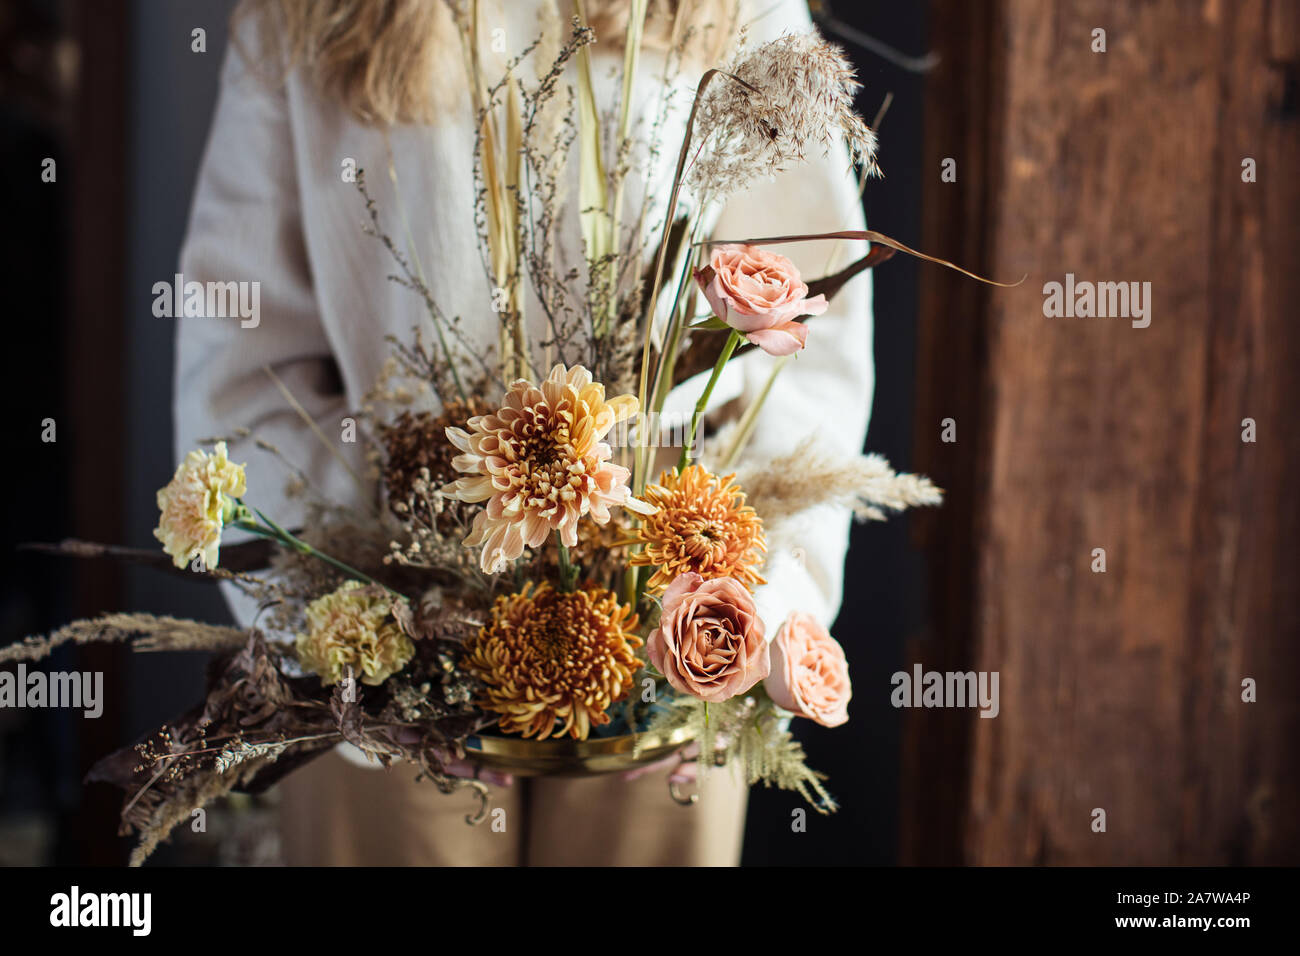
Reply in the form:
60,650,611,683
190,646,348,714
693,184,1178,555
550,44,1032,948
175,0,873,866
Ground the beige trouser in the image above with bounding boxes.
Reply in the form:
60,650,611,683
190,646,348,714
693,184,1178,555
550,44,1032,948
277,749,749,866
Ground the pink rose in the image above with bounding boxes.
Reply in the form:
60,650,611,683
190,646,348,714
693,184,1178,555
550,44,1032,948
764,612,851,727
694,244,827,356
647,573,769,703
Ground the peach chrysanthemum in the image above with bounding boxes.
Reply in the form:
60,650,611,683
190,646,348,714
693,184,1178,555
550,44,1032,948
629,465,767,595
153,441,247,570
462,583,642,740
441,363,654,573
295,580,414,686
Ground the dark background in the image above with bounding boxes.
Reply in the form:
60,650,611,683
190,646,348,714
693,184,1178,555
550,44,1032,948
0,0,927,865
744,1,928,865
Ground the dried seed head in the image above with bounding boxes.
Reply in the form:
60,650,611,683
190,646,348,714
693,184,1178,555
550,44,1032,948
687,30,879,199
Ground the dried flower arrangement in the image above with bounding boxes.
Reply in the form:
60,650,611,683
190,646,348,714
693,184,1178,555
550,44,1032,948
7,2,1011,865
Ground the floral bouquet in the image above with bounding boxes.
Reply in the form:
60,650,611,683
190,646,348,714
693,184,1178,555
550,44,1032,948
6,5,999,865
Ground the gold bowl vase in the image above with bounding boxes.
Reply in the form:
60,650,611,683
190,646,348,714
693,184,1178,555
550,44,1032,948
464,725,694,777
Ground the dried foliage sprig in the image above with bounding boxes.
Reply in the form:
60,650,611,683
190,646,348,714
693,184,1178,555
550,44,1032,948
684,31,879,200
1,613,249,664
357,170,475,403
514,19,593,366
85,625,492,864
701,228,1024,288
736,437,943,529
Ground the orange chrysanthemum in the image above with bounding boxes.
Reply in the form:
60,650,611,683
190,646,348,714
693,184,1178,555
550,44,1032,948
629,465,767,595
462,583,642,740
441,364,654,573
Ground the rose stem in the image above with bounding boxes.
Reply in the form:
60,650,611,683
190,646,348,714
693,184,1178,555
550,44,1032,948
678,329,742,471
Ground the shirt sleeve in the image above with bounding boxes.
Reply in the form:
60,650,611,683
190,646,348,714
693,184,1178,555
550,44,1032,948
174,15,361,538
174,15,367,635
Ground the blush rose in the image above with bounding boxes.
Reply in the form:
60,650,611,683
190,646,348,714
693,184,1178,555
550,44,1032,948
647,572,769,703
694,244,827,356
764,611,851,727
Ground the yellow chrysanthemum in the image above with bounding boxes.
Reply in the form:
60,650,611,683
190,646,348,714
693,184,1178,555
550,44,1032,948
441,364,654,574
153,441,247,570
462,583,641,740
295,580,414,686
629,465,767,594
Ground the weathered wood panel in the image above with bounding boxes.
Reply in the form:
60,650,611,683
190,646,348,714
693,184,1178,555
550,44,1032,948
908,0,1299,865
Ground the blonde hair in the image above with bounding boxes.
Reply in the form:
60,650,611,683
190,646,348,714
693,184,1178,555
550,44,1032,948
235,0,739,126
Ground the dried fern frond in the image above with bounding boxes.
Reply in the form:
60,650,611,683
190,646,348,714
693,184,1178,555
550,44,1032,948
1,613,249,665
641,691,836,814
732,705,837,813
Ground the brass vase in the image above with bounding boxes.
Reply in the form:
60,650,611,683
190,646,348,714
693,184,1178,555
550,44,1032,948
463,725,694,777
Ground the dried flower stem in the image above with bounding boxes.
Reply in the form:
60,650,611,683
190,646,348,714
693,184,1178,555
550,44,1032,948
2,613,248,664
574,1,612,335
384,158,471,404
597,0,650,337
719,355,787,469
700,229,1024,287
262,364,370,496
634,68,759,494
556,533,578,592
648,216,707,415
459,0,528,382
232,503,398,597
